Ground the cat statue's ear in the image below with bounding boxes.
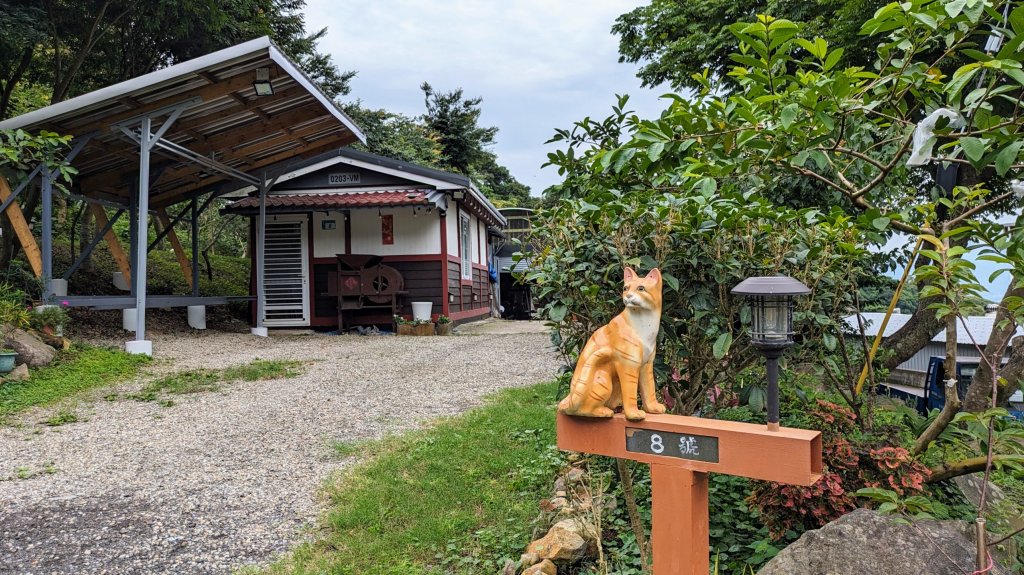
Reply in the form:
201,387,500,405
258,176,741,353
646,268,662,282
624,267,638,282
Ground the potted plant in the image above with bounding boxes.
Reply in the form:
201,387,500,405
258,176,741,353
394,314,414,336
0,300,29,375
412,318,434,336
32,304,70,337
436,315,452,336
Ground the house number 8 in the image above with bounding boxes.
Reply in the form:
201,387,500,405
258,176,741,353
650,433,665,454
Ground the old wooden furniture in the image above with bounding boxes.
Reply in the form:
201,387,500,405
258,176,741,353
327,254,407,330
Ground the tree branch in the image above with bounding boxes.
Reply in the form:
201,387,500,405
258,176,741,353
927,454,1021,483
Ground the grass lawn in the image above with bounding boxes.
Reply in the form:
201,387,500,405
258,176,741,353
259,381,563,575
0,346,148,420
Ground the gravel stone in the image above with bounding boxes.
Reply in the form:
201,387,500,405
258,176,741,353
0,320,559,574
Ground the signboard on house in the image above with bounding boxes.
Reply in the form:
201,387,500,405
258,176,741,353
328,172,361,185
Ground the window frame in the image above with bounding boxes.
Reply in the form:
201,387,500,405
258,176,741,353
460,213,472,281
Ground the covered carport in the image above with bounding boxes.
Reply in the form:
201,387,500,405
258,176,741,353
0,36,364,355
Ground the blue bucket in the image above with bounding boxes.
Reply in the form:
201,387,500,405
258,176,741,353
0,352,16,374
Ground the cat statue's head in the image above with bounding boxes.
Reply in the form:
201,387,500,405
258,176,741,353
622,267,663,312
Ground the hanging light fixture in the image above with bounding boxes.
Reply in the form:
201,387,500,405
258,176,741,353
253,67,274,96
731,275,810,431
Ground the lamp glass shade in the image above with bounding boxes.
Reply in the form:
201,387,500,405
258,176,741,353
253,81,274,96
750,295,794,346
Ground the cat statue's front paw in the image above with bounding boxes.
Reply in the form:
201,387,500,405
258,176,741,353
644,401,667,415
624,409,647,421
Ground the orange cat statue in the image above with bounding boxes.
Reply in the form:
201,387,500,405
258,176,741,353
558,267,668,421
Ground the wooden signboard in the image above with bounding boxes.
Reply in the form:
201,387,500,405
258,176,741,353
558,412,822,575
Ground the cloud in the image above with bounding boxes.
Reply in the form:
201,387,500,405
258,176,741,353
305,0,671,193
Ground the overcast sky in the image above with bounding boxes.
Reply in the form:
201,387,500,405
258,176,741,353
304,0,668,196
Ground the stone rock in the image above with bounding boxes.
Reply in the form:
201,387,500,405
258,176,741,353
526,519,597,565
954,473,1007,510
5,328,55,367
5,363,29,381
498,558,516,575
758,509,1011,575
565,468,585,484
553,477,566,493
521,559,556,575
519,552,540,567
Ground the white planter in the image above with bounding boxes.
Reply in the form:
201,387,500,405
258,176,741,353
187,305,206,330
112,272,130,292
411,302,433,322
122,308,136,332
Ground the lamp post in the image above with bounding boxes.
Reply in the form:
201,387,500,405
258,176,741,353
731,275,811,432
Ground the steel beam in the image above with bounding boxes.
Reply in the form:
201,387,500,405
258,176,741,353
64,209,124,280
41,169,54,301
254,175,268,334
150,137,260,186
133,114,154,343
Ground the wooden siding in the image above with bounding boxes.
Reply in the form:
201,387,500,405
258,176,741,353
310,257,445,324
447,257,491,316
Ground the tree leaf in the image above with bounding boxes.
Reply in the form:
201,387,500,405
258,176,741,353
713,332,733,359
780,103,799,130
959,136,987,164
995,140,1023,176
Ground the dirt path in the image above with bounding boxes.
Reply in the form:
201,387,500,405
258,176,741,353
0,321,559,574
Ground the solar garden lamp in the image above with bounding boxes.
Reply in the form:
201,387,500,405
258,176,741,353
731,275,811,432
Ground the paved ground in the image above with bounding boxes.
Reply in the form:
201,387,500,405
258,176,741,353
0,320,559,575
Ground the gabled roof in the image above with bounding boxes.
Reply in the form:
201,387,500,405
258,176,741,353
220,147,507,226
0,37,365,208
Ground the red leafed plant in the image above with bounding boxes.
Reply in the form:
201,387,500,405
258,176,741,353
748,400,930,539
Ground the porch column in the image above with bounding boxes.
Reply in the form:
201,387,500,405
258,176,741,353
40,169,54,302
191,197,200,297
252,175,269,337
126,115,154,356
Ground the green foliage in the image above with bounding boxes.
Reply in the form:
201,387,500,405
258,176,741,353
528,180,866,414
29,304,69,331
221,359,304,381
259,382,563,575
0,346,148,419
42,407,80,427
613,0,885,91
343,102,446,167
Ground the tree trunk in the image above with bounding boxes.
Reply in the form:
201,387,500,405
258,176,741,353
964,281,1024,412
913,311,961,455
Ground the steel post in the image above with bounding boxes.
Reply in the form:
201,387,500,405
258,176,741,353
254,176,268,334
191,197,200,297
133,115,152,343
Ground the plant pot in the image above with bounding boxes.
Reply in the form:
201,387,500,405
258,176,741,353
41,325,55,337
436,323,452,336
0,351,16,374
413,323,434,336
397,324,414,336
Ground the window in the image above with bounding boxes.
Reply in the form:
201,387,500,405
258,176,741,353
460,214,472,280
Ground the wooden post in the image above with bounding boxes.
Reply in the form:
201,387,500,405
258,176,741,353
557,412,821,574
157,208,193,291
0,174,43,277
651,466,708,575
89,203,132,284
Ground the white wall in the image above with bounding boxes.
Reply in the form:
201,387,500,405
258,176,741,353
446,208,459,257
312,212,343,258
350,207,441,255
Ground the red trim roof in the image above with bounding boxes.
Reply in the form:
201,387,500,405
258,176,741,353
226,190,431,211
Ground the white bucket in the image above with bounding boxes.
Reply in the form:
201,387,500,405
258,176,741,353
112,272,130,291
49,279,68,297
122,308,136,332
411,301,433,322
187,305,206,330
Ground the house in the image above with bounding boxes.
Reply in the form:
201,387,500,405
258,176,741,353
222,148,506,329
843,312,1024,387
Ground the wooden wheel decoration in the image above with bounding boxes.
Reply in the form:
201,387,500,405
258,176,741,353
361,265,404,304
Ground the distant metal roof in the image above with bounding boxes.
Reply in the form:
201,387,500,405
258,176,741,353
844,313,1024,345
0,36,365,209
498,255,531,273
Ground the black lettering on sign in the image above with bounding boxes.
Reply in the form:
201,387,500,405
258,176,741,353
625,428,719,463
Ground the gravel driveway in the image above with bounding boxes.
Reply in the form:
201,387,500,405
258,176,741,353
0,320,559,574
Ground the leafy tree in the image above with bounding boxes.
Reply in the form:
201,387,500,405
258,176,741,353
540,0,1024,427
420,82,498,175
342,102,445,167
0,0,352,120
420,81,534,206
612,0,886,91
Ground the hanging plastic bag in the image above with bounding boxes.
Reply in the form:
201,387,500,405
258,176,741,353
906,108,965,166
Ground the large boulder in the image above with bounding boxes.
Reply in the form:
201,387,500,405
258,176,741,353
758,509,1010,575
4,328,56,367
